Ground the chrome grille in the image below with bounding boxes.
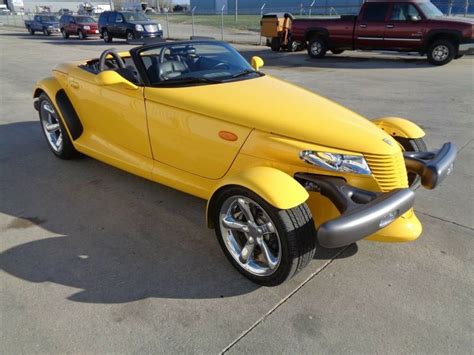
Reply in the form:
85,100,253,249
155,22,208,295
364,152,408,191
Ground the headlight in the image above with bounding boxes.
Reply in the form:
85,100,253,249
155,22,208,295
135,24,144,31
83,25,90,30
158,23,162,31
299,150,371,175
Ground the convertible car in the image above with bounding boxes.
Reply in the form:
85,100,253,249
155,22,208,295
33,40,456,286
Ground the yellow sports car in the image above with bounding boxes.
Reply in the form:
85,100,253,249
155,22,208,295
33,40,457,286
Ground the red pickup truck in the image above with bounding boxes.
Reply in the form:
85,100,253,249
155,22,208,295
291,0,474,65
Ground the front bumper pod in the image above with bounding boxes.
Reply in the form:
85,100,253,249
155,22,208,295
296,174,415,248
404,142,456,189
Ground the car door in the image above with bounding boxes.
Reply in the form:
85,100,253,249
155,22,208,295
68,16,76,35
384,2,424,50
114,13,126,38
33,15,40,30
61,66,153,171
355,2,389,49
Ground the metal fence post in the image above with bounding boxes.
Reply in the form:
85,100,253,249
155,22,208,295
309,0,315,17
447,0,453,15
221,5,225,41
464,0,469,16
165,12,169,38
191,6,196,37
259,3,266,46
300,3,303,16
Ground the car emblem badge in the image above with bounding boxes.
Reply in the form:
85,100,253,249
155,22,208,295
383,138,394,146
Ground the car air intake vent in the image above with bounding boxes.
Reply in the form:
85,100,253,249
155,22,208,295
364,152,408,191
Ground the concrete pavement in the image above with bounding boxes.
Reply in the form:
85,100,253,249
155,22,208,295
0,28,473,353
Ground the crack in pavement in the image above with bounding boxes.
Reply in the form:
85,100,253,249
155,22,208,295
220,246,348,354
417,211,474,232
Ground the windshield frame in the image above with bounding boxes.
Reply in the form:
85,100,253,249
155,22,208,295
131,40,262,88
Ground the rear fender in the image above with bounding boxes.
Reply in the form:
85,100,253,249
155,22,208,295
206,167,309,228
372,117,425,139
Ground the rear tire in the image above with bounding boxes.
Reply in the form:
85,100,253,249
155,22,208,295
37,93,80,160
270,37,281,52
212,187,317,286
307,36,327,58
102,29,112,43
394,137,427,187
427,39,455,66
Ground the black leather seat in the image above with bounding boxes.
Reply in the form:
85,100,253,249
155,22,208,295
147,60,187,82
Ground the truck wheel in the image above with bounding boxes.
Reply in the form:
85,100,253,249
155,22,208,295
126,30,135,42
427,39,455,66
289,40,299,52
37,93,79,160
102,29,112,43
78,30,85,40
270,37,281,52
27,26,34,35
394,137,427,187
308,36,327,58
212,187,317,286
43,27,50,36
61,28,69,38
331,49,344,55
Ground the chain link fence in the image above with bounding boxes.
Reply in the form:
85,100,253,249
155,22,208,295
0,1,472,45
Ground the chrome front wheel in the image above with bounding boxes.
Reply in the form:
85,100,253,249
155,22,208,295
219,195,282,277
213,187,317,286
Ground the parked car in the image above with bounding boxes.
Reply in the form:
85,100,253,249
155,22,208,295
25,14,60,36
0,5,11,15
287,0,474,65
33,40,457,286
98,11,162,43
59,15,99,39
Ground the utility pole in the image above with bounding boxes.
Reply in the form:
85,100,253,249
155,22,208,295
235,0,238,22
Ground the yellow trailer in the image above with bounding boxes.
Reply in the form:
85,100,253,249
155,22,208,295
260,12,300,52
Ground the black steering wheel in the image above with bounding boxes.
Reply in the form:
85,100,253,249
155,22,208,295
99,49,126,72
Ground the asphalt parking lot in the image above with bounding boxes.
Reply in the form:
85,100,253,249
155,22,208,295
0,28,473,354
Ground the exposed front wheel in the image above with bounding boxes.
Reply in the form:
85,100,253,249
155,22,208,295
394,137,427,187
38,94,79,159
213,187,317,286
307,36,327,58
102,29,112,43
427,40,455,66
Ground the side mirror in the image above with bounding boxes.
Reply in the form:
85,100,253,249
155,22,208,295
250,56,264,71
95,71,138,90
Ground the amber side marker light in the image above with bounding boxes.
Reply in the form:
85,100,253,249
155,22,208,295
219,131,238,141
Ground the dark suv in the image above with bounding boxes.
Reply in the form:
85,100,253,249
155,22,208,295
98,11,162,43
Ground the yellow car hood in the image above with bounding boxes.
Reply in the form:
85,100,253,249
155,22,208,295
145,75,399,155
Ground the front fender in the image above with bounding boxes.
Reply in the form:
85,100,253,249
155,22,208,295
372,117,425,139
206,167,309,228
34,76,63,103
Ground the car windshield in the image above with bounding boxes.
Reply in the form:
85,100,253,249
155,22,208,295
139,42,261,86
418,2,444,18
77,16,95,23
123,12,149,22
41,16,58,22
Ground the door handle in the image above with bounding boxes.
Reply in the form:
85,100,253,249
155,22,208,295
359,24,367,28
69,79,79,89
386,24,394,28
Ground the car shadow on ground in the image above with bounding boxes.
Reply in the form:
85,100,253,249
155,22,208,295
0,121,357,304
238,49,433,69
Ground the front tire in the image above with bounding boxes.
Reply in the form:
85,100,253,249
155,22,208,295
427,39,455,66
394,137,427,187
37,94,79,159
212,187,317,286
126,30,135,42
307,36,327,58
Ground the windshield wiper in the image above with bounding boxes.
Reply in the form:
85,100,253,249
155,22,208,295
155,76,222,86
231,69,261,79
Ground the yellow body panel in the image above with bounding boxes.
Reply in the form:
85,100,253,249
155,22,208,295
372,117,425,139
34,58,424,245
